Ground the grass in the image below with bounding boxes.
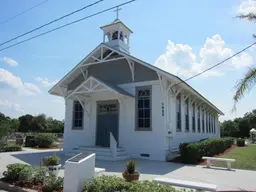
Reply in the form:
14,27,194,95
213,145,256,170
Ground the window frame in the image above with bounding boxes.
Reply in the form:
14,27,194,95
192,103,196,132
185,99,189,132
72,100,84,130
135,86,152,131
202,110,205,133
197,107,200,133
176,94,182,132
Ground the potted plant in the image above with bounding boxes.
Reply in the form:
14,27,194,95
122,160,140,181
43,154,61,176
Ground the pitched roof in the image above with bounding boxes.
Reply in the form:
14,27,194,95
49,43,224,115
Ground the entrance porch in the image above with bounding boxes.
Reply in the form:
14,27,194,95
63,76,133,160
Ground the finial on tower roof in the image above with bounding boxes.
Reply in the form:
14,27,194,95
114,6,122,20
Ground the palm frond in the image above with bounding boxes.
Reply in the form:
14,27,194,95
232,67,256,112
237,13,256,22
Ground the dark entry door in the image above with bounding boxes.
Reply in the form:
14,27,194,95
96,100,119,147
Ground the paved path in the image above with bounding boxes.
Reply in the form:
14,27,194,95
0,150,256,191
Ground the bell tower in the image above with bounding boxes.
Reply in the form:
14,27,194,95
100,7,133,54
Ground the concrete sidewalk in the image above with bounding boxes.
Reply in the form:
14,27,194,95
0,150,256,191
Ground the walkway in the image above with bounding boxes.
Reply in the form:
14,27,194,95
0,150,255,191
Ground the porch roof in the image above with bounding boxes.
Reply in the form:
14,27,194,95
66,76,134,100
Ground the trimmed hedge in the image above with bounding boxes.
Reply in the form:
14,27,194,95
236,138,245,147
83,176,177,192
0,144,22,152
180,138,234,164
35,133,54,148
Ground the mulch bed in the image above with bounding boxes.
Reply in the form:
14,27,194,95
0,178,63,192
169,145,237,165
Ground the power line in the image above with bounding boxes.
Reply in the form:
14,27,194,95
0,0,104,47
0,0,136,52
172,41,256,88
0,0,49,25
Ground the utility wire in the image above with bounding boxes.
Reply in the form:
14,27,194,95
0,0,49,25
0,0,104,47
172,41,256,88
0,0,136,52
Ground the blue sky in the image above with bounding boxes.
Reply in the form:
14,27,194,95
0,0,255,121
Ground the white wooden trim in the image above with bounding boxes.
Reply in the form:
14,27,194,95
81,57,125,66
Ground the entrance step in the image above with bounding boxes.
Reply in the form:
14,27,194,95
66,146,130,161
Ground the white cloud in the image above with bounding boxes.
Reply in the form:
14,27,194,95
238,0,256,15
1,57,18,66
52,98,64,104
154,34,253,78
0,99,24,113
0,68,41,95
36,77,58,87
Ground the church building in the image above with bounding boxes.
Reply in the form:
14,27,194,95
49,17,224,161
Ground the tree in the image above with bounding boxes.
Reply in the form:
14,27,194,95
233,13,256,110
221,120,238,137
18,114,34,132
0,113,12,139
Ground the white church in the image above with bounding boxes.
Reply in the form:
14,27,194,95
49,18,224,161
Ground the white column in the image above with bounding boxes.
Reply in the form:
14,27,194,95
103,32,105,42
118,29,120,40
172,96,177,135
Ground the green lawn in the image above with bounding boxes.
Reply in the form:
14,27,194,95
213,145,256,170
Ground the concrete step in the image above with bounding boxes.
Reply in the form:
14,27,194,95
66,146,129,161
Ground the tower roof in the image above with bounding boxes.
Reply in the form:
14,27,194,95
100,19,133,33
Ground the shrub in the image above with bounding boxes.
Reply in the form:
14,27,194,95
3,163,31,181
180,137,234,164
25,136,36,147
126,160,136,174
35,133,54,148
33,167,47,184
43,154,60,166
18,166,34,182
0,144,22,152
237,138,245,147
83,176,176,192
42,175,63,192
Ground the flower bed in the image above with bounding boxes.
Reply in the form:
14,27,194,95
83,176,177,192
1,163,63,192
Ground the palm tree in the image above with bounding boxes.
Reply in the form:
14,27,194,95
233,13,256,111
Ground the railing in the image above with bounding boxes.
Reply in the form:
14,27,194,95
110,132,117,159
